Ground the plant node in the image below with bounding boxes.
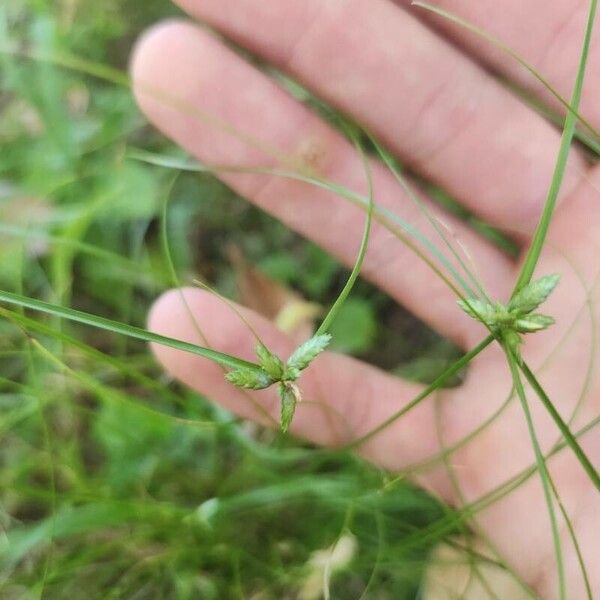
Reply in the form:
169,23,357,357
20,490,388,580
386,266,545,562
457,274,560,363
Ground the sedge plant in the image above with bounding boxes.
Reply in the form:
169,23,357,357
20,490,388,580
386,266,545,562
2,0,600,598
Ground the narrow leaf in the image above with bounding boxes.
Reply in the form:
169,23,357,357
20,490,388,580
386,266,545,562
0,289,262,373
286,334,331,372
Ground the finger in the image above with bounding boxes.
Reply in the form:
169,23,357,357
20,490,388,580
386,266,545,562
402,0,600,129
148,287,454,497
169,0,588,235
131,21,513,347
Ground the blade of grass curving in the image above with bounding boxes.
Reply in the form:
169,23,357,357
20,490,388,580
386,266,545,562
345,335,493,450
520,360,600,493
513,0,597,293
370,136,486,301
505,350,565,599
513,87,600,156
413,1,600,143
0,290,263,373
128,148,472,299
159,175,277,426
316,130,374,335
402,391,514,478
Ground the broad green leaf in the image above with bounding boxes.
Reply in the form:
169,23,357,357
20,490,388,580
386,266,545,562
256,343,284,380
286,334,331,372
509,274,560,315
225,368,273,390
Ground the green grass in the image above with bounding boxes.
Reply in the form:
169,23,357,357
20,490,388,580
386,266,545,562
1,0,599,598
0,2,456,598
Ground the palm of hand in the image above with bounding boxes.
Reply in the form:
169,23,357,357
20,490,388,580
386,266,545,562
131,1,600,597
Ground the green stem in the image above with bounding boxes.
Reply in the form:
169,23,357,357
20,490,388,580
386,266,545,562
347,335,494,449
0,290,262,373
513,0,597,292
520,361,600,493
413,1,600,143
505,351,565,600
317,132,374,335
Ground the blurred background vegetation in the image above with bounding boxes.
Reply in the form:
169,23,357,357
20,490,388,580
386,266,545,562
0,1,462,597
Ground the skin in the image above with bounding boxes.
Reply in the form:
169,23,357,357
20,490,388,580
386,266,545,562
129,1,600,597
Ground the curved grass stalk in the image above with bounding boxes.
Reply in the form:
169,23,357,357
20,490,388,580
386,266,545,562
159,175,278,427
129,149,472,300
392,373,600,591
402,392,514,478
395,411,600,558
412,1,600,143
547,476,594,600
160,175,264,345
316,129,374,335
0,45,475,301
370,136,486,301
513,0,597,292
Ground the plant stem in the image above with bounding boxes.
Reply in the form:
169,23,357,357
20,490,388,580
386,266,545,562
317,131,374,335
0,290,263,373
506,351,566,600
520,361,600,493
513,0,597,293
347,334,494,449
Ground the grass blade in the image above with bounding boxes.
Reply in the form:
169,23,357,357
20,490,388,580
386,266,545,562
316,130,374,335
506,352,565,600
0,289,262,373
513,0,597,292
521,360,600,493
347,335,494,449
413,1,600,143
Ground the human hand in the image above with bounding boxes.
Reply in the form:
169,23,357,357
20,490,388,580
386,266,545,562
130,2,600,597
